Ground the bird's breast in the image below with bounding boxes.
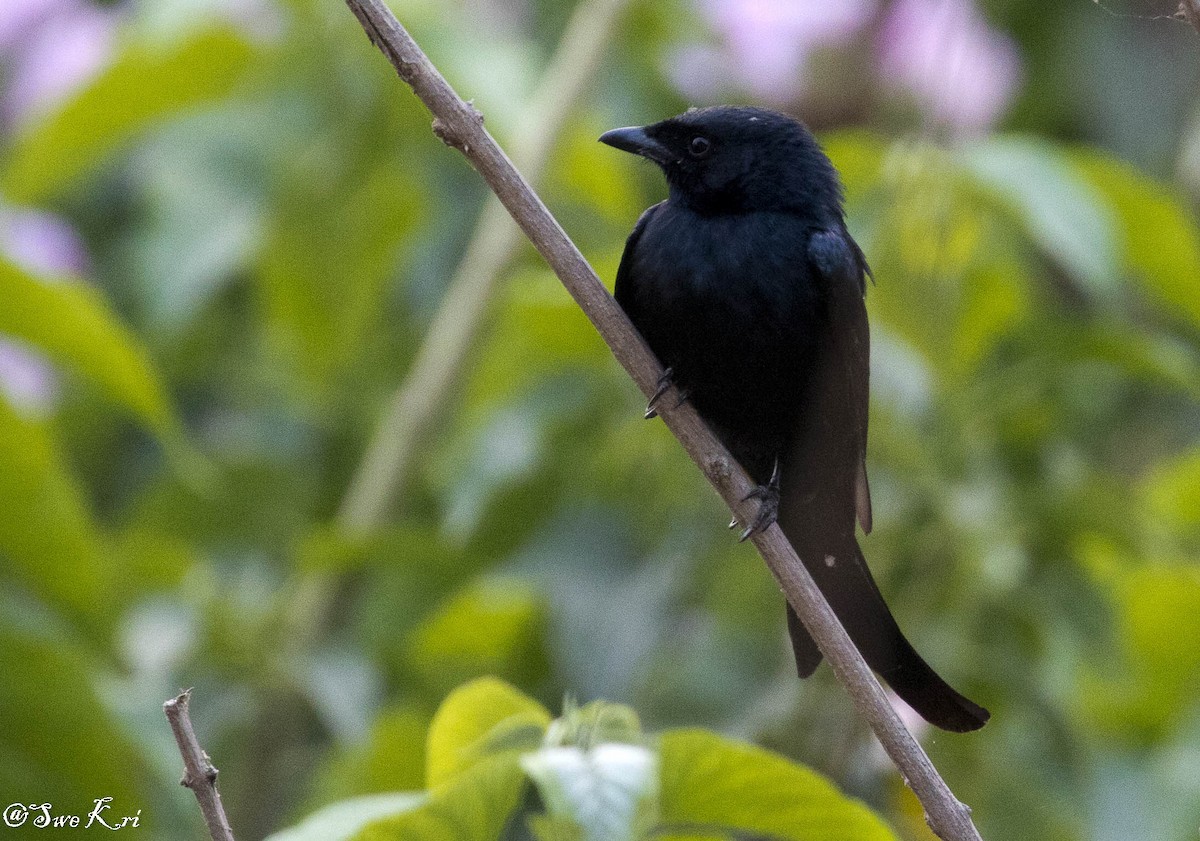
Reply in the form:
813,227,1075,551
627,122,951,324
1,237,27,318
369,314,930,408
626,205,824,444
630,207,820,348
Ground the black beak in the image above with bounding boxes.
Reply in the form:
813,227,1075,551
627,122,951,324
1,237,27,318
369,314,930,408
599,126,672,165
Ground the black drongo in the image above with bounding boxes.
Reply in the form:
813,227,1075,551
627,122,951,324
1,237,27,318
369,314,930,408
600,106,988,732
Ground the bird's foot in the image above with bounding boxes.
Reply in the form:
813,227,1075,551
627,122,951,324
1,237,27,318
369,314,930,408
644,368,689,419
736,459,781,542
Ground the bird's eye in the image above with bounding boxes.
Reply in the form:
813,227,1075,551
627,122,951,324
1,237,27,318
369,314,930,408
689,136,712,157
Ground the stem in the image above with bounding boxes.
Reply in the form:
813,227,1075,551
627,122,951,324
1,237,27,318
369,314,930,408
163,690,236,841
341,1,986,839
337,0,632,532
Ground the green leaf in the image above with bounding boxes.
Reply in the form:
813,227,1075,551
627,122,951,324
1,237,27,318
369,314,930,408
1079,563,1200,741
408,580,547,697
258,159,421,395
521,743,658,841
0,259,178,438
527,815,586,841
312,706,430,804
1070,148,1200,329
658,730,899,841
1123,568,1200,697
819,130,889,207
0,620,145,824
0,398,116,624
1,28,255,203
961,137,1119,297
354,757,526,841
265,793,426,841
949,258,1031,378
425,677,550,789
1141,448,1200,533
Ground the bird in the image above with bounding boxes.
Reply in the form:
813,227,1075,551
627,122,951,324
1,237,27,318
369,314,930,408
600,106,989,732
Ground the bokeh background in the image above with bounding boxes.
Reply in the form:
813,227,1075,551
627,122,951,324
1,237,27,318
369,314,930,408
2,0,1199,839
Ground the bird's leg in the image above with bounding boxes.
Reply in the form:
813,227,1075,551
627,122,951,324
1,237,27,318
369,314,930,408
644,367,689,418
737,457,781,542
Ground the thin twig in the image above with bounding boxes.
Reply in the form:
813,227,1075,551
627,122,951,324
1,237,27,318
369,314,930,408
341,2,986,839
163,690,236,841
337,0,633,532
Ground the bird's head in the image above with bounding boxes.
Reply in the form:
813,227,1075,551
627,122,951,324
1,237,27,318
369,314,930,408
599,106,843,219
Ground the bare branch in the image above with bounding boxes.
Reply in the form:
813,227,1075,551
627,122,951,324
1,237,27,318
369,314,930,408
341,1,986,839
338,0,634,532
163,690,236,841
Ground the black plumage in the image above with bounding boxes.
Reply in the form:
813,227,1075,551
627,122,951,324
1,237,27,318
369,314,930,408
601,106,988,732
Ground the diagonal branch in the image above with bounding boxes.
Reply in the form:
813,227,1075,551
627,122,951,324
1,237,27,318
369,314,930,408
337,0,633,532
341,2,986,840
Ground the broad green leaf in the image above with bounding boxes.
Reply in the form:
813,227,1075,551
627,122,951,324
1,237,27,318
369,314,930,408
354,756,525,841
408,580,546,697
258,160,420,395
1080,563,1200,740
0,620,144,824
265,793,425,841
949,259,1031,378
527,815,586,841
0,259,178,437
658,730,898,841
820,130,889,206
1,29,255,203
961,137,1119,297
1123,568,1200,696
1141,448,1200,533
312,707,429,805
0,397,115,624
425,677,550,789
1071,148,1200,328
521,743,658,841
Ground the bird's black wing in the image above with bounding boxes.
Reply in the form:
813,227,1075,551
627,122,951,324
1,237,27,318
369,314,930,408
808,226,872,535
613,201,665,315
779,225,872,677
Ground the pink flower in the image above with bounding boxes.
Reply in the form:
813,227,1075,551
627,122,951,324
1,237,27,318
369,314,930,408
0,0,118,129
0,206,89,277
0,0,63,50
878,0,1022,134
0,207,87,414
0,340,59,414
672,0,878,104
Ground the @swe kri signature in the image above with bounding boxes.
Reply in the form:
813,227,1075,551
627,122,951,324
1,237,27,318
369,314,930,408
3,798,142,830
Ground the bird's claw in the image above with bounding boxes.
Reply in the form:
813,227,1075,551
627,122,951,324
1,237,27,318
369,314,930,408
645,368,688,418
736,459,781,542
737,488,779,541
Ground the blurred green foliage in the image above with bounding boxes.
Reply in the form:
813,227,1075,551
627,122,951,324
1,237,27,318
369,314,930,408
264,677,897,841
0,1,1198,840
